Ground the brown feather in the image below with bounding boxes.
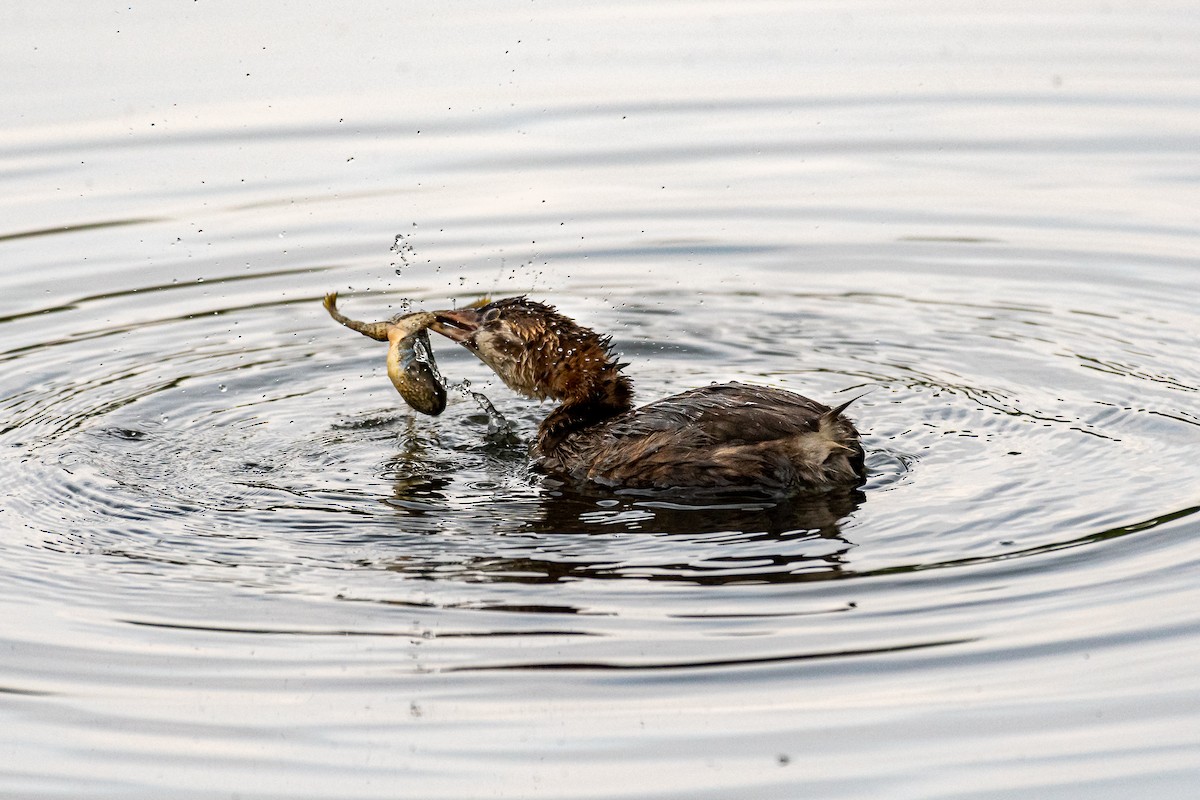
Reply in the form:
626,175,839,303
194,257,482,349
429,298,865,495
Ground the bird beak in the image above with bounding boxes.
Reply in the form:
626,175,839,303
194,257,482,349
429,308,483,344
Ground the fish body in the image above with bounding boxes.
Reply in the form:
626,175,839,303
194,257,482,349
324,293,446,416
384,322,446,416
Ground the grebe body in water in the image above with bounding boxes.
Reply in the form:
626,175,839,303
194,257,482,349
431,297,865,495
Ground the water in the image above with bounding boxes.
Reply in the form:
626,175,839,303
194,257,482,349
2,2,1199,797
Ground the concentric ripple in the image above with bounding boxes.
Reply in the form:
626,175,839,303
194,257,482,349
3,180,1200,800
3,236,1197,608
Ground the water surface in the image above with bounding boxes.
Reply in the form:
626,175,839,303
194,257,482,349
2,2,1199,797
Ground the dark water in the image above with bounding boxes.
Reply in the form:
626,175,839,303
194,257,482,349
2,2,1199,797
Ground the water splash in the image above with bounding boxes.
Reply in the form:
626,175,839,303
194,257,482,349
454,379,518,444
390,229,418,277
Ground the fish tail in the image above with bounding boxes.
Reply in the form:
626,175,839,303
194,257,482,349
323,292,391,341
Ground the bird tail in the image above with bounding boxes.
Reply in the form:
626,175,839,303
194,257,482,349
821,393,866,423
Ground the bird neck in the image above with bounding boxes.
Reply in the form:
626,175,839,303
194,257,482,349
536,369,633,454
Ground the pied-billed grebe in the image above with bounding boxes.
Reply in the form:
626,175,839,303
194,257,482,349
430,297,865,494
324,293,447,416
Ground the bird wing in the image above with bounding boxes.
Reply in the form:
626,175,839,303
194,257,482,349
600,383,833,446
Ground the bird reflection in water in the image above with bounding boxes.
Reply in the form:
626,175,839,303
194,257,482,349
379,442,864,586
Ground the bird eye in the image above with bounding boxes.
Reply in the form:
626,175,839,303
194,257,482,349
482,308,501,324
